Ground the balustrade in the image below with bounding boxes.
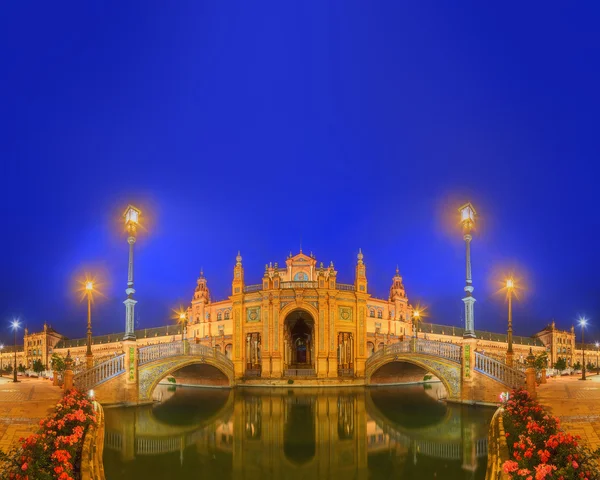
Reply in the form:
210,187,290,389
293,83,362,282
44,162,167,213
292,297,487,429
336,283,356,291
74,354,125,392
243,284,262,293
279,281,318,290
474,352,525,388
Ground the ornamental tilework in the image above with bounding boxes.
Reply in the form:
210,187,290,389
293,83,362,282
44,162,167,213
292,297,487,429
417,357,461,399
139,358,191,400
319,311,324,351
247,306,261,322
263,310,269,350
359,307,364,355
330,310,335,351
274,310,279,351
235,311,241,357
339,307,353,322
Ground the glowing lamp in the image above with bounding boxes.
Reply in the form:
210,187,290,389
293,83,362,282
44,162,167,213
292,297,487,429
89,389,95,399
11,320,20,330
458,202,476,227
413,310,421,319
123,205,141,226
85,281,94,292
596,342,599,348
179,312,186,321
579,317,588,328
506,278,514,290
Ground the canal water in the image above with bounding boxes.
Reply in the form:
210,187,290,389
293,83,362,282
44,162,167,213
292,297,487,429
103,383,494,479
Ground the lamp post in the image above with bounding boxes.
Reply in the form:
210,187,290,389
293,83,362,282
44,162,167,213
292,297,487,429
179,312,188,342
85,280,94,369
506,277,515,367
458,203,477,338
123,205,141,341
11,320,20,383
579,317,588,381
595,342,599,375
0,343,3,376
413,310,421,340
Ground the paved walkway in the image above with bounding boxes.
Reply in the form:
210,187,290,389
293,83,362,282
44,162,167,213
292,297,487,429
0,376,62,453
536,373,600,450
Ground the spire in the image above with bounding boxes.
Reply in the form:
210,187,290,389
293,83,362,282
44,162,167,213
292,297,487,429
357,248,364,264
199,268,204,279
396,265,399,275
236,251,242,266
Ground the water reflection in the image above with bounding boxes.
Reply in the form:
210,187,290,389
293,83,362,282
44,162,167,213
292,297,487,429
104,384,494,479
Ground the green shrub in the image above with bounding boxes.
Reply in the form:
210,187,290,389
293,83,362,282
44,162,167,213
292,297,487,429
287,379,294,384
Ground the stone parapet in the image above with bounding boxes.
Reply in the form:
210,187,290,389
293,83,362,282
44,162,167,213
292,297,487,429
485,407,510,480
81,400,106,480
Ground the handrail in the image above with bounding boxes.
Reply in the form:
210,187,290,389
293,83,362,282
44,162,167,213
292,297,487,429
74,354,125,392
474,352,526,388
414,338,462,363
138,341,234,375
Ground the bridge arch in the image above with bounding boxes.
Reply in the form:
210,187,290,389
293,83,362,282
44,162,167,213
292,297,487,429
139,356,234,402
366,353,462,401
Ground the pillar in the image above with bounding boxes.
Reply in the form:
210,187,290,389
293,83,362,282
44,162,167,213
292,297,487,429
64,351,74,391
525,348,537,399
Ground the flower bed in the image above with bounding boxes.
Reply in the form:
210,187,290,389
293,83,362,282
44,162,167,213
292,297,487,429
0,389,97,480
502,388,600,480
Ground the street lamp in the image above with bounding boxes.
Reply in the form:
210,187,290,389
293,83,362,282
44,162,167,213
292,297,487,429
0,343,3,376
123,205,141,341
458,202,477,338
179,311,188,342
595,342,599,375
413,310,421,340
85,280,94,369
579,317,588,381
505,277,515,367
11,320,20,383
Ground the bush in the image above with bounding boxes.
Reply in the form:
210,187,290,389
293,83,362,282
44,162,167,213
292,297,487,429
502,388,600,479
287,379,294,385
167,377,176,384
423,374,433,381
0,389,97,480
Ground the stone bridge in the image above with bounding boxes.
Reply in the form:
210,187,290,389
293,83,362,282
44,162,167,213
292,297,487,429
73,337,526,405
365,337,526,404
74,341,234,404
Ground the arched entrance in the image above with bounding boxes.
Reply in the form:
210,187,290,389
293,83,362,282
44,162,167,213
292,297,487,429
283,310,315,374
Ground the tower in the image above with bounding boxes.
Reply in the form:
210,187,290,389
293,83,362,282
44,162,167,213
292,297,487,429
389,267,408,321
191,270,210,336
232,251,244,295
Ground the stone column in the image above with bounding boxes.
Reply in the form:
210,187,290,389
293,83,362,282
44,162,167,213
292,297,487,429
460,337,478,402
64,350,74,391
540,368,547,384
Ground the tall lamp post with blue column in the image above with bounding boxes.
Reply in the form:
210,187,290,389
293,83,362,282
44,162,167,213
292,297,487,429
579,317,588,381
123,205,141,341
11,320,20,383
458,203,477,338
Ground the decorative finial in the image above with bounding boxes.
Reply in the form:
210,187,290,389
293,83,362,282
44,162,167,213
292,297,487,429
320,262,324,269
200,268,204,278
265,263,268,272
330,261,334,268
274,262,278,270
236,251,242,266
357,248,364,263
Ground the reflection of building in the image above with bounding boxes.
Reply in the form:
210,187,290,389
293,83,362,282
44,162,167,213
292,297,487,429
0,250,590,376
103,388,491,478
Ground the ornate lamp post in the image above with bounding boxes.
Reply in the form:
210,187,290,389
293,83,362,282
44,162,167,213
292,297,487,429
179,312,188,342
413,310,421,340
11,320,20,383
123,205,141,341
579,317,588,381
458,203,477,338
506,277,515,367
85,280,94,368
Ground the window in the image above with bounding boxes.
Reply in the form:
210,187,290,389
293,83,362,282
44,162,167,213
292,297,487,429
224,311,230,320
377,310,382,319
217,313,222,321
369,309,375,318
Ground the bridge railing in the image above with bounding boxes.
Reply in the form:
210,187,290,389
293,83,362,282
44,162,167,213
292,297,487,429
139,342,184,365
474,352,526,388
74,353,125,392
414,338,462,363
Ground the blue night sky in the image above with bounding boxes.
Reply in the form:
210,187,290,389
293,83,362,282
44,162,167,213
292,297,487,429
1,2,599,345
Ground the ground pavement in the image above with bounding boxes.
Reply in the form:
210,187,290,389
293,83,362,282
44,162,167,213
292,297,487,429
536,373,600,451
0,376,62,453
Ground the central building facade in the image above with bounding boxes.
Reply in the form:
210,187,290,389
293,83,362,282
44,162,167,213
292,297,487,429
187,250,414,380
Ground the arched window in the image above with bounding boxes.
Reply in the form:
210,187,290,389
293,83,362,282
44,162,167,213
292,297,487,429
369,309,375,318
377,310,383,319
217,312,222,321
294,272,309,281
224,311,230,320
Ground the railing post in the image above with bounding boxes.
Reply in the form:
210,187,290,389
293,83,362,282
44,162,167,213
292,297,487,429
525,348,537,399
64,350,74,391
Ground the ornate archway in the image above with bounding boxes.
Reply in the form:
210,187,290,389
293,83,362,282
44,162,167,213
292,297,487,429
283,309,316,373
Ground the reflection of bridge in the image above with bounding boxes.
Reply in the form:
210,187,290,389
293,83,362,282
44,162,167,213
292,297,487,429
76,336,525,405
103,387,490,468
